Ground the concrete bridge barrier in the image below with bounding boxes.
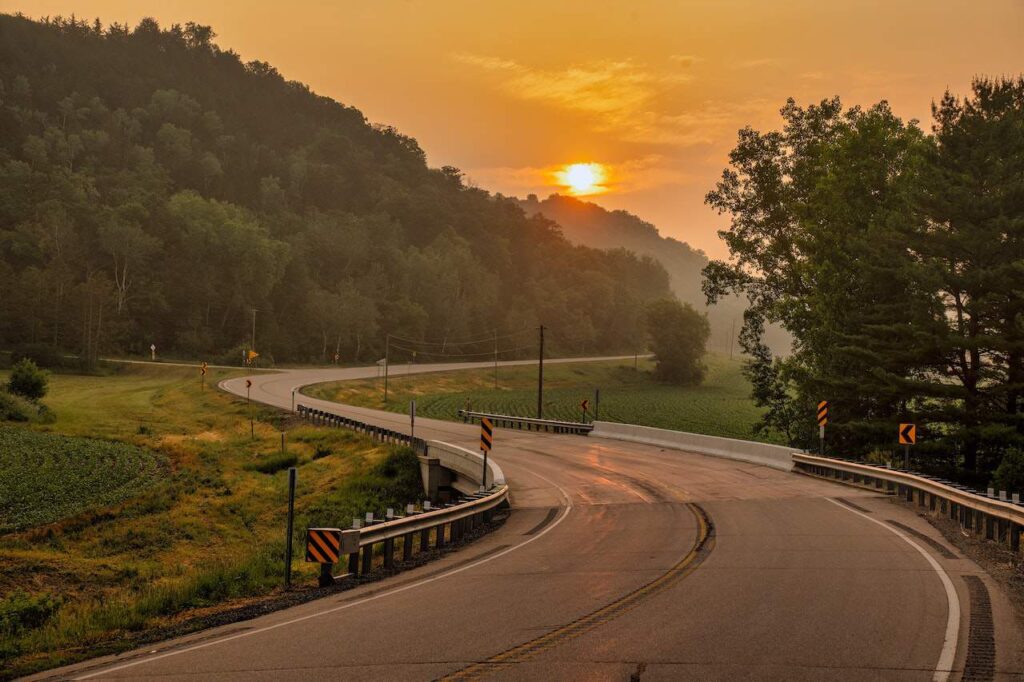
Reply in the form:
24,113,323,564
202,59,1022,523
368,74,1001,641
590,421,795,472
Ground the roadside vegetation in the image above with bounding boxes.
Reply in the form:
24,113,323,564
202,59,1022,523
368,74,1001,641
305,356,769,442
0,364,421,678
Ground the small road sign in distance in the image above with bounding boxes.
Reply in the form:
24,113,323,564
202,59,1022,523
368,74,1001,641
899,423,916,445
480,417,493,453
817,401,829,426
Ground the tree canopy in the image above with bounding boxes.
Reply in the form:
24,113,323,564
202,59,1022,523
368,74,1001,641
0,14,672,365
705,78,1024,484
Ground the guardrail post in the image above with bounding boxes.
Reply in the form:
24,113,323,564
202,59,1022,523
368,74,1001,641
985,514,995,540
437,523,447,548
420,527,430,552
1011,524,1021,552
403,533,413,561
361,544,373,574
383,537,395,569
319,563,333,587
348,550,359,577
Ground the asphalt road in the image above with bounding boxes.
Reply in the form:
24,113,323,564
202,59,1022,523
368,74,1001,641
43,359,1024,681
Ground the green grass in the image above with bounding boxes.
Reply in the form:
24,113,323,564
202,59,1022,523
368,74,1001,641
305,354,772,442
0,428,165,532
0,364,422,678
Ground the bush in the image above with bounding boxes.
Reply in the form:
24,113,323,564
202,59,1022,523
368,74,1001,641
645,299,711,385
0,591,62,637
0,390,35,422
993,448,1024,494
243,452,298,475
8,359,49,400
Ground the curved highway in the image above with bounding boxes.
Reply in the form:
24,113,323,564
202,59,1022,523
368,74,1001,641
47,359,1023,681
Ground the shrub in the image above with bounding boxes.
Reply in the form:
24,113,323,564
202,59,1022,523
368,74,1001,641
0,390,35,422
645,298,711,385
0,591,62,637
993,448,1024,494
8,359,49,400
244,452,298,474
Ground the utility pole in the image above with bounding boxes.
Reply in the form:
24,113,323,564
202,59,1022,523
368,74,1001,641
729,317,736,360
537,325,545,419
383,334,391,403
251,307,258,368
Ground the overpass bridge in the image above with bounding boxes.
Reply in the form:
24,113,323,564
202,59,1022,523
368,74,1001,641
43,359,1024,681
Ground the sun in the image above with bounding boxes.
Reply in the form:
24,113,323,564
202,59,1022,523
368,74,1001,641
555,162,608,196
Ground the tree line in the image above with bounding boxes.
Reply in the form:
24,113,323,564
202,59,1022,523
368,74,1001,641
705,78,1024,486
0,14,671,367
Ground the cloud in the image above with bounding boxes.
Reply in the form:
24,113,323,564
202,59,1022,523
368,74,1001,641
669,54,702,68
733,57,782,69
451,52,689,117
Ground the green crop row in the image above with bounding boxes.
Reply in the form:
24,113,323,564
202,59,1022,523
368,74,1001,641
0,427,166,533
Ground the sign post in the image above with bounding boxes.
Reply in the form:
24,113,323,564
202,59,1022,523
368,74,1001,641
817,401,829,456
410,399,416,438
580,398,589,423
284,466,296,588
899,423,916,469
480,417,493,491
246,379,254,439
200,361,208,390
150,343,156,361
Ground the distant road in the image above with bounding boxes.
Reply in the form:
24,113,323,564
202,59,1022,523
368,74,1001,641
44,358,1024,680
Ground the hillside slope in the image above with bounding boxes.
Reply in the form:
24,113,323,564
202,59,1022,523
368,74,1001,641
0,15,671,363
518,194,758,352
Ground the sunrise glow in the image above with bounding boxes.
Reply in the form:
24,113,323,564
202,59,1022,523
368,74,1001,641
555,162,608,196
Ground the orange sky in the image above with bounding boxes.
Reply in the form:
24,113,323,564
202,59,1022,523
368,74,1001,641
5,1,1023,258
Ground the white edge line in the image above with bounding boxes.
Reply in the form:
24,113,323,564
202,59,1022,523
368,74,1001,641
74,470,573,680
825,498,960,682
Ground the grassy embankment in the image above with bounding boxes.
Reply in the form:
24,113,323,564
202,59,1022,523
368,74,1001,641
0,364,421,678
306,354,771,442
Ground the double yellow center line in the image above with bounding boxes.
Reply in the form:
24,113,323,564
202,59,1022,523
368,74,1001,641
438,502,715,681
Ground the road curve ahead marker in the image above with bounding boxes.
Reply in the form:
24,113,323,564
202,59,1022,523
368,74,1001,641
899,423,916,445
817,401,829,426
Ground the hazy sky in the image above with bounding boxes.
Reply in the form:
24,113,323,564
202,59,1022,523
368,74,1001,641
6,1,1023,258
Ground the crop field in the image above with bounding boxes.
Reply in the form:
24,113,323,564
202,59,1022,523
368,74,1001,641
0,428,165,532
0,364,421,678
306,354,772,442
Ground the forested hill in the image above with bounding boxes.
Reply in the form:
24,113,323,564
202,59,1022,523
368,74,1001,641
517,194,752,352
0,15,671,364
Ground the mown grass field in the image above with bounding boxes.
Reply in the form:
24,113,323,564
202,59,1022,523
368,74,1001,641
0,364,421,678
306,354,772,442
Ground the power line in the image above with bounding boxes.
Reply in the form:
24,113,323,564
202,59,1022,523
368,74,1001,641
386,328,533,347
388,342,535,359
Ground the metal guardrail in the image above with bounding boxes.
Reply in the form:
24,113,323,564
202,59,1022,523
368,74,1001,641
297,404,427,453
297,403,510,585
458,409,593,435
793,453,1023,552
